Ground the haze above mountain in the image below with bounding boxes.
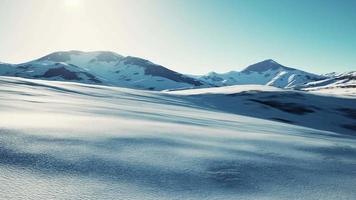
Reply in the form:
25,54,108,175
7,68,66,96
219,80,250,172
0,50,354,93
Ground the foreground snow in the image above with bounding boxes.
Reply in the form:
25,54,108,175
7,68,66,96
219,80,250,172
0,76,356,200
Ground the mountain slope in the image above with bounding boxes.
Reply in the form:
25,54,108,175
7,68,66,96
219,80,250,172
167,85,356,136
197,59,323,88
0,51,205,90
0,61,101,84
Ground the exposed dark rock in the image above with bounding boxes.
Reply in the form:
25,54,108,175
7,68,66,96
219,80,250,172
42,67,80,80
339,85,356,88
337,108,356,120
335,74,356,81
225,92,253,97
82,72,101,83
121,56,203,86
341,124,356,132
17,65,31,70
250,92,305,100
270,118,293,124
249,99,315,115
206,76,224,82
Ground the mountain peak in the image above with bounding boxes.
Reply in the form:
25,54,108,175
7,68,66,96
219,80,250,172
36,50,124,63
242,59,295,73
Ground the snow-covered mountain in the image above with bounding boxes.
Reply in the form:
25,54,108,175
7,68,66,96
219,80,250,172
0,51,205,90
299,71,356,96
1,52,354,94
197,59,324,88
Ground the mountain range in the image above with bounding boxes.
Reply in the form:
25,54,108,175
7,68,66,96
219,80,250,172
0,50,355,93
1,51,356,199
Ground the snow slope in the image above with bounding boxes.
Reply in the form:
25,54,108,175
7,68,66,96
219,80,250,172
167,85,356,136
197,59,323,88
1,76,356,199
0,51,205,90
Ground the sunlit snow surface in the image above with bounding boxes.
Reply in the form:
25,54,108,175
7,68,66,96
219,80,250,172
1,76,356,200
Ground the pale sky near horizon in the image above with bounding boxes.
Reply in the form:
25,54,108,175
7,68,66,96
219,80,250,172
0,0,355,74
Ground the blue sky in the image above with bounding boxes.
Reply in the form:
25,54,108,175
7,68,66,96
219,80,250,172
0,0,355,74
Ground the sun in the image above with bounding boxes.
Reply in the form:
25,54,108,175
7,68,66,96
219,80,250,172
64,0,82,7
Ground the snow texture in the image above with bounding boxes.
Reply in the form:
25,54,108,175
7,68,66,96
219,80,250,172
1,76,356,200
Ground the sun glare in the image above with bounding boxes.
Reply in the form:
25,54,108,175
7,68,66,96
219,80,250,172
64,0,82,7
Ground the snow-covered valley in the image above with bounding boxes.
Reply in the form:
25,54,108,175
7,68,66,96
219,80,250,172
1,76,356,199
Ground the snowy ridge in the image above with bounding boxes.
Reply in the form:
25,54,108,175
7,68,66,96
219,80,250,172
300,71,356,96
197,59,323,88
